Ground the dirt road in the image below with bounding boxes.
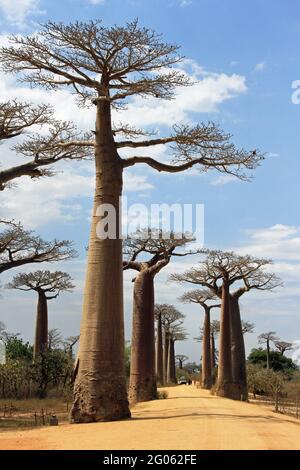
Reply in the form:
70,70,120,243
1,385,300,450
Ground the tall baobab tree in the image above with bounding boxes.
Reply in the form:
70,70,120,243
0,220,76,275
155,304,185,384
274,341,293,356
7,270,74,359
0,20,263,421
167,326,187,384
210,320,220,371
155,308,164,385
0,101,91,191
171,250,281,400
180,289,220,389
123,229,194,403
258,332,279,369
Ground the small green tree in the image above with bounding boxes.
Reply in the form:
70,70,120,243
31,348,70,398
248,348,297,373
5,336,33,362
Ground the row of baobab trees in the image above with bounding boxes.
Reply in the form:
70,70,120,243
0,19,272,422
0,221,281,407
126,238,281,403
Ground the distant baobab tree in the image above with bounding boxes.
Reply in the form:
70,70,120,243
7,270,74,359
210,320,220,371
176,354,189,370
180,289,220,389
274,341,294,356
0,20,264,421
171,250,281,400
0,100,91,191
123,229,194,403
0,220,76,275
167,326,187,384
258,332,279,369
155,304,185,384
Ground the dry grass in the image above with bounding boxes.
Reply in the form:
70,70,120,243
0,397,70,431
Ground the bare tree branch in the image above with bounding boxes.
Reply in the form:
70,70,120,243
0,221,76,274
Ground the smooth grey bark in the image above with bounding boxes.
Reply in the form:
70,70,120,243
128,270,156,403
216,282,235,398
34,290,48,359
230,295,248,401
201,307,212,389
71,98,130,422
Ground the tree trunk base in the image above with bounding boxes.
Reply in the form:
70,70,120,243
128,377,157,405
231,382,248,401
201,380,212,390
70,378,130,423
216,381,248,400
216,381,238,399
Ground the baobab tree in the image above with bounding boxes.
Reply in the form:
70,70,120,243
196,319,220,374
171,250,281,400
123,229,194,403
0,100,91,191
167,326,187,384
7,270,74,359
155,308,164,386
274,341,293,356
180,289,220,389
258,332,279,369
155,304,185,384
0,20,264,421
210,320,220,371
176,354,189,370
0,220,76,275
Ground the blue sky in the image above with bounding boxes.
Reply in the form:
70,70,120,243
1,0,300,362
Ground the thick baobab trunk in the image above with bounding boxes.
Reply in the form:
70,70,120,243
201,308,212,389
129,270,157,403
163,330,170,383
217,282,235,398
156,313,164,385
71,97,130,423
230,296,248,401
34,290,48,359
167,337,176,384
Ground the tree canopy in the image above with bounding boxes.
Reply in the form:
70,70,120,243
0,221,76,274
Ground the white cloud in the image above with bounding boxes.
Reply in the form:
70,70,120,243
117,64,247,127
254,62,265,72
180,0,192,6
236,224,300,261
0,0,43,26
210,174,238,186
0,160,154,228
88,0,105,4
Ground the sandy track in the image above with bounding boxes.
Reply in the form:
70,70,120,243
1,385,300,450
